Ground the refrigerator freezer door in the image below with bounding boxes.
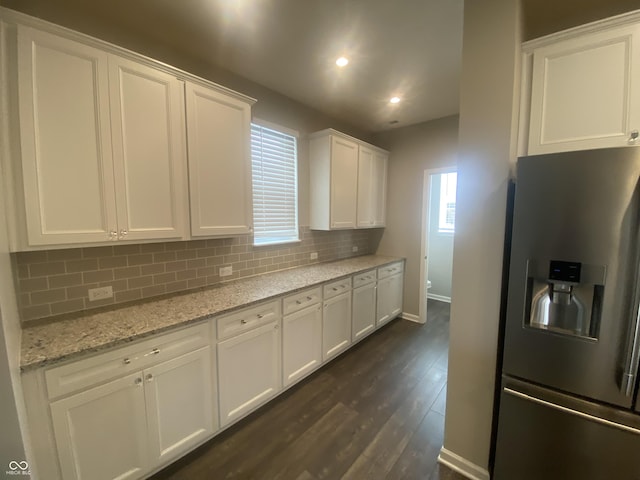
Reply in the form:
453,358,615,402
494,377,640,480
504,147,640,408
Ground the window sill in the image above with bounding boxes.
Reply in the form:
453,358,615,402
253,239,302,247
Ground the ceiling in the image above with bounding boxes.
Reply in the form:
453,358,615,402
0,0,464,133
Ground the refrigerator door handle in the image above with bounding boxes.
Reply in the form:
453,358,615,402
504,387,640,435
621,285,640,396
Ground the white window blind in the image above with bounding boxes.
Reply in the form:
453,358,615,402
438,172,457,233
251,123,299,245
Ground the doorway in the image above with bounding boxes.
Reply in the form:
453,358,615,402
419,168,457,323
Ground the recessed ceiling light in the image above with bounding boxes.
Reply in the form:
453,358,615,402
390,96,401,104
336,57,349,67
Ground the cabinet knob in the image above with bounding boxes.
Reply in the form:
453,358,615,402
146,373,154,382
307,296,312,301
119,229,128,239
241,319,248,324
296,300,303,305
134,377,143,386
257,314,264,319
332,287,338,291
123,357,131,365
109,229,117,240
630,130,639,143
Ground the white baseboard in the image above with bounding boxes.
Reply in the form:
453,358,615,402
401,312,422,323
427,293,451,303
438,447,490,480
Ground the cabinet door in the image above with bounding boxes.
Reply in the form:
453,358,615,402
377,274,404,328
322,291,352,360
50,372,148,480
185,82,253,237
330,136,358,229
108,55,187,241
283,303,322,387
218,321,281,427
17,26,117,245
372,151,388,227
528,24,640,154
144,346,216,466
352,282,376,342
356,145,374,228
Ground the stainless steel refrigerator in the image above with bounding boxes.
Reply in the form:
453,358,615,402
494,147,640,479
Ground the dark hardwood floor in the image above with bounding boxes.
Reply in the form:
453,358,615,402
150,300,466,480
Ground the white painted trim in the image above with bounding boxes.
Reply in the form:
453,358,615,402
419,167,456,325
401,312,421,323
438,447,490,480
523,8,640,50
427,293,451,304
0,6,256,105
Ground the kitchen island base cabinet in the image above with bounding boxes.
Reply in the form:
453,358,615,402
322,292,352,361
282,303,322,387
218,321,282,427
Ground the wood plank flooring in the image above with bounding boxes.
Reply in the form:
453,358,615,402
150,300,466,480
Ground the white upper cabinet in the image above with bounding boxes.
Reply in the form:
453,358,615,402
310,129,388,230
108,56,187,241
185,82,254,237
15,26,188,247
17,26,117,246
525,21,640,154
357,145,387,228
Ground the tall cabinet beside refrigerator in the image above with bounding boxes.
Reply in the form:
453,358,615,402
494,147,640,479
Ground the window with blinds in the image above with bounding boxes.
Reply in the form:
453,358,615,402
438,172,457,233
251,123,299,246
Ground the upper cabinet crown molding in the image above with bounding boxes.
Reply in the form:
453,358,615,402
0,6,256,105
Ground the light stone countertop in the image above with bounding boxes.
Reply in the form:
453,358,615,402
21,255,404,371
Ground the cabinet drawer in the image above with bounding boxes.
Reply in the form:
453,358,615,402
283,287,322,316
217,300,281,341
45,321,211,400
377,262,404,279
353,269,376,288
323,278,352,299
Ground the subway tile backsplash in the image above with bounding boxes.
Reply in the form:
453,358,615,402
15,227,381,323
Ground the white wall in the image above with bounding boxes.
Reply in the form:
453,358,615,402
427,174,454,301
374,116,459,317
0,19,28,468
439,0,522,478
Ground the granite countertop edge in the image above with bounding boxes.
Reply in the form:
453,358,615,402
21,255,404,372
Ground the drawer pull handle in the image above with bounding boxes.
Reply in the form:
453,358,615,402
332,287,338,291
307,296,312,300
134,377,143,386
151,348,160,355
257,314,264,319
241,319,248,324
123,358,131,365
296,300,303,305
146,374,154,382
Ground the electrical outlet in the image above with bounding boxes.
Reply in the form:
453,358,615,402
220,266,233,277
352,246,358,253
310,252,318,260
88,286,113,301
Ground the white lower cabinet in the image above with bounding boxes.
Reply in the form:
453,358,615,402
47,325,215,480
282,303,322,387
322,291,352,361
217,321,281,427
144,347,216,464
50,372,149,480
377,273,404,327
352,281,376,342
